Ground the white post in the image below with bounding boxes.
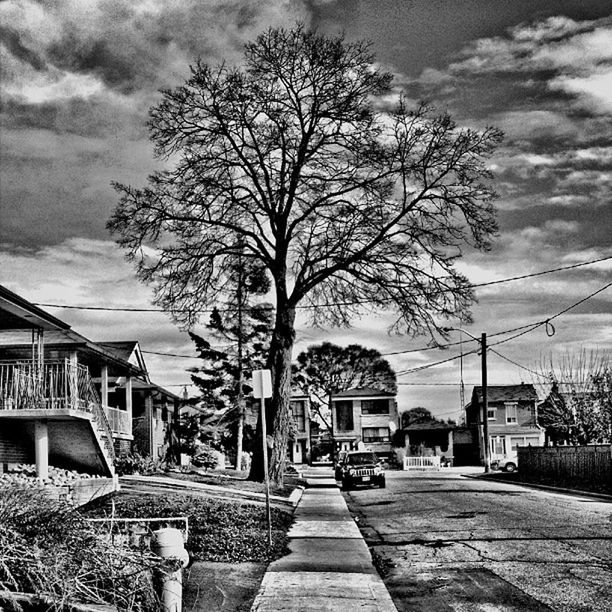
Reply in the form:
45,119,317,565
125,376,133,426
261,394,272,547
101,365,109,408
34,420,49,480
252,369,273,547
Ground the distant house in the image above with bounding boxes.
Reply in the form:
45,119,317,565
0,285,180,478
244,392,312,465
466,384,544,466
331,387,398,458
394,420,478,467
288,394,310,465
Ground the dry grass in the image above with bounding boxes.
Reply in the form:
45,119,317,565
0,487,169,611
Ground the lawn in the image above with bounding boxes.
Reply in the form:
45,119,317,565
81,490,295,563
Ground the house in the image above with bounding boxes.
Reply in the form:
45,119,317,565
0,285,179,478
288,393,310,465
244,392,312,465
100,341,181,460
465,384,544,466
331,387,398,459
395,421,479,467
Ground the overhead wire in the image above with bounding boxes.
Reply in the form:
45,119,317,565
395,279,612,377
31,254,612,314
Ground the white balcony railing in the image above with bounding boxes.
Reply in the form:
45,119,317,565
0,360,116,463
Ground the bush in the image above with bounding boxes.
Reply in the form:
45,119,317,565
0,487,166,611
190,445,219,471
114,452,167,476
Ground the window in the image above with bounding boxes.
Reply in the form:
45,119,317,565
487,408,496,421
291,400,306,432
505,402,518,424
335,400,354,431
361,399,390,415
490,436,506,455
362,427,390,443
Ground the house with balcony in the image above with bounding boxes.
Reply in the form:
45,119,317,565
0,285,180,478
465,384,544,466
331,387,398,459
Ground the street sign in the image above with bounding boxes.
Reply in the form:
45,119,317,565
252,369,272,399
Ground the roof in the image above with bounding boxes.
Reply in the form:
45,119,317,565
404,420,453,431
472,384,538,403
332,387,395,399
0,285,71,331
98,341,139,362
97,341,149,380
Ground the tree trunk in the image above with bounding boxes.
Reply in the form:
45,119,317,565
248,303,296,484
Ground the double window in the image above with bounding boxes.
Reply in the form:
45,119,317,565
505,402,518,424
362,427,390,443
361,399,390,415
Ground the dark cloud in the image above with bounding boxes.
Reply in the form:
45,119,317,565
0,25,46,70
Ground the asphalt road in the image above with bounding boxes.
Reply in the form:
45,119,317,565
343,468,612,612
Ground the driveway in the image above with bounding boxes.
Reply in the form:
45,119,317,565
343,468,612,611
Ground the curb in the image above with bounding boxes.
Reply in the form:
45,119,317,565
463,474,612,502
288,485,305,507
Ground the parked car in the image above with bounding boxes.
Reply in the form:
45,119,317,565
335,451,385,490
491,455,518,472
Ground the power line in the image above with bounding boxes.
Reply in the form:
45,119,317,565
137,280,611,362
396,280,612,377
32,254,612,314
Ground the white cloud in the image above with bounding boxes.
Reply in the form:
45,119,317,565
5,69,105,104
550,68,612,114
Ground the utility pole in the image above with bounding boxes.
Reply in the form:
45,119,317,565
235,241,245,471
443,327,490,472
481,332,490,473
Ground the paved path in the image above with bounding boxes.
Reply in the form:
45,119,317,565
250,467,398,611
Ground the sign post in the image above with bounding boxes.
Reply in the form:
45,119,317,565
252,369,273,547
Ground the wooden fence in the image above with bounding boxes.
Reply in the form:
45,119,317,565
517,444,611,488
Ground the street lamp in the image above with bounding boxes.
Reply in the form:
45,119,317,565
444,327,491,473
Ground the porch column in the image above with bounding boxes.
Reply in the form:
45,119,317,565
34,420,49,480
125,376,132,422
68,350,78,410
101,365,109,407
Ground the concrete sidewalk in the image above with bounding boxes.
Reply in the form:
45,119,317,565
250,468,397,611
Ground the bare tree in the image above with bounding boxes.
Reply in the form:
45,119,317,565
536,350,612,445
108,24,501,483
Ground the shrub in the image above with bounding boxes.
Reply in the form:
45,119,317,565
190,445,219,471
114,452,166,476
0,487,166,611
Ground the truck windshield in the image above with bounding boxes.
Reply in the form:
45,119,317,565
347,453,378,465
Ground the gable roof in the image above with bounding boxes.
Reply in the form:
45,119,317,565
0,284,71,331
98,341,149,380
472,384,538,403
332,387,395,399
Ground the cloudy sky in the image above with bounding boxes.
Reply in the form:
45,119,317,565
1,0,611,421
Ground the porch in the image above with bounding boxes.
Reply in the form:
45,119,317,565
0,359,124,476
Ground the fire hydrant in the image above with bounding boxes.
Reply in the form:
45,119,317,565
152,527,189,612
